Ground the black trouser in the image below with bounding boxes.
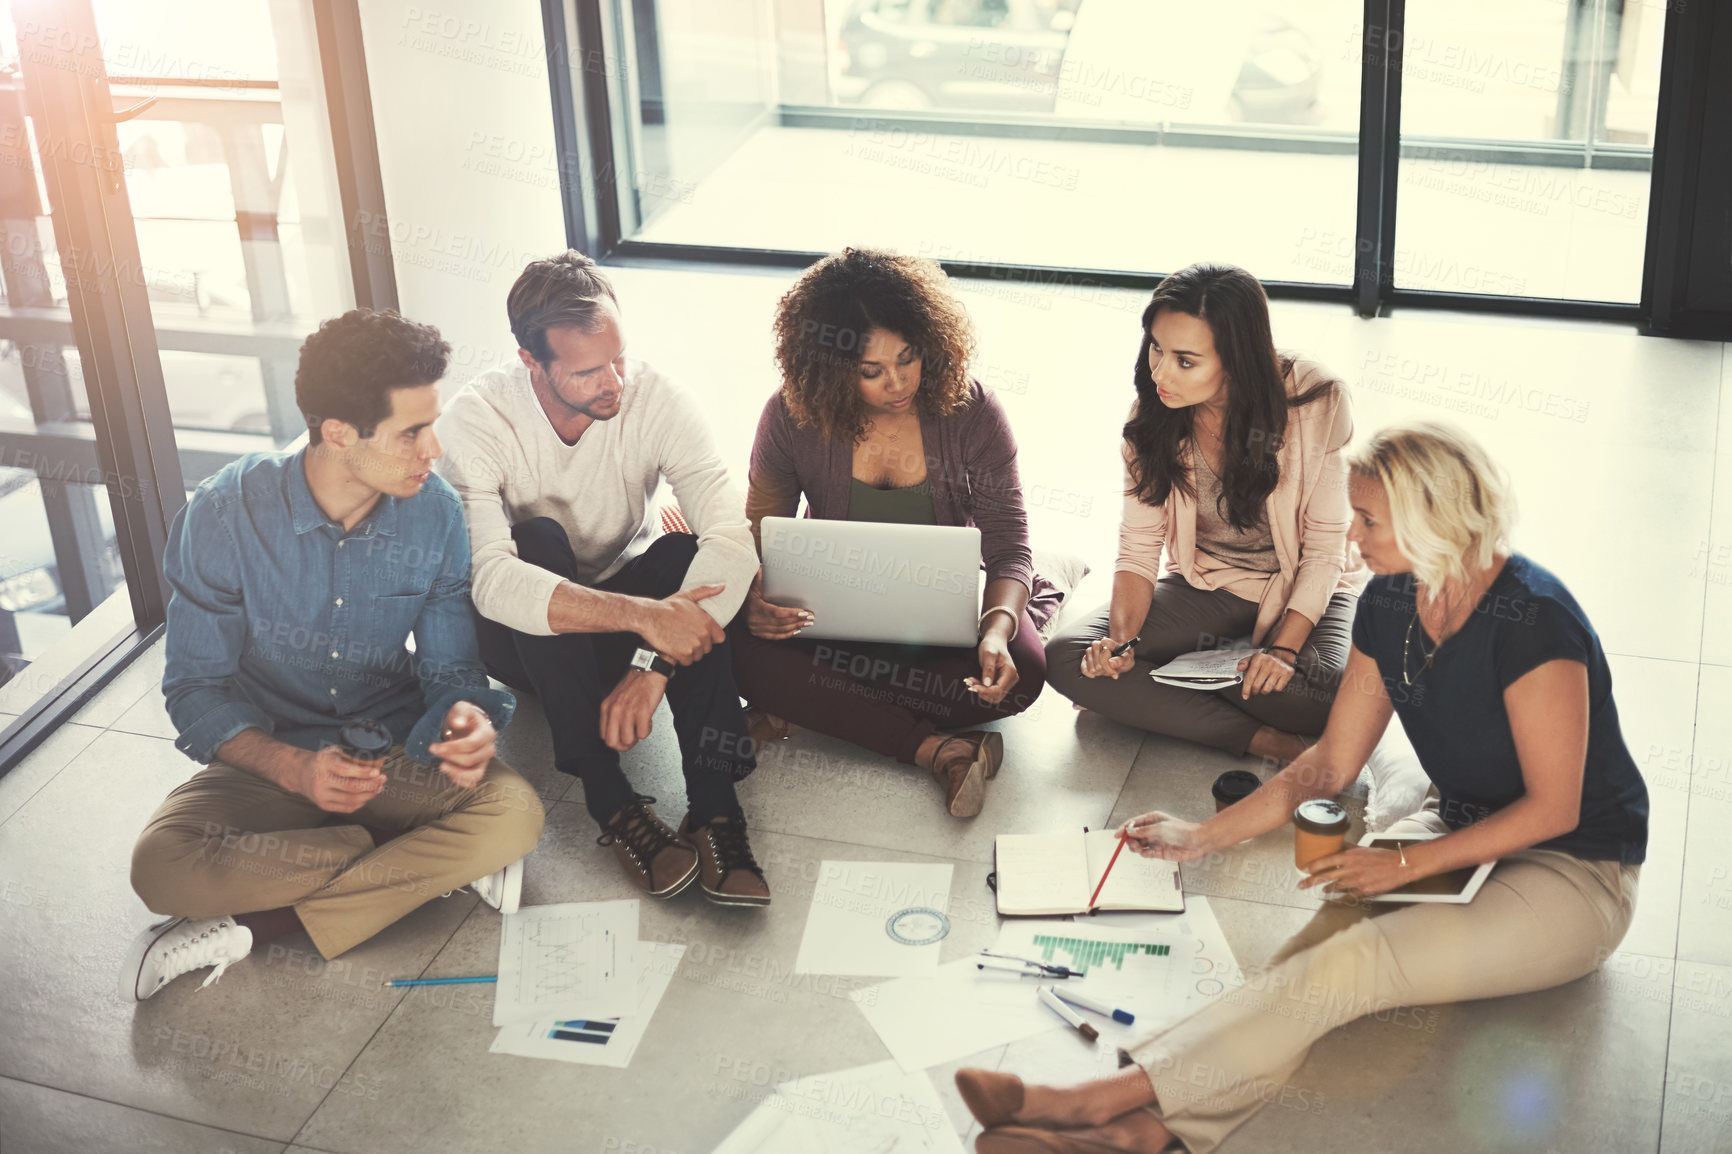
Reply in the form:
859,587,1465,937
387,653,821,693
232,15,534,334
475,518,754,829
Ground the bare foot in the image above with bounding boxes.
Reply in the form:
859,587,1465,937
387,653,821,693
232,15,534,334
1017,1069,1159,1129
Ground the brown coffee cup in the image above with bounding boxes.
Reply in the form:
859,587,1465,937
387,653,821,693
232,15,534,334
1293,799,1350,869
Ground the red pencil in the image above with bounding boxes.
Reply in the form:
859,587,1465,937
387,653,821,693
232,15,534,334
1086,829,1129,911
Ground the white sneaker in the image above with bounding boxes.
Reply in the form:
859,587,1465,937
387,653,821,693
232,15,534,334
471,859,523,915
120,916,253,1001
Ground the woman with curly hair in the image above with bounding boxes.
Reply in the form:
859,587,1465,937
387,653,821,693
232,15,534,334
1045,262,1367,765
732,248,1058,817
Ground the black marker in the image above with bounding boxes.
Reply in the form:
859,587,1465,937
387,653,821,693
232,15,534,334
1110,636,1140,658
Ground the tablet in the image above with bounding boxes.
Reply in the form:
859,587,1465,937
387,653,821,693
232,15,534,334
1359,832,1495,904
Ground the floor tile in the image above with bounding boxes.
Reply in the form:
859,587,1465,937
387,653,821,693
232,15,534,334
296,803,1000,1154
1609,654,1699,961
0,1075,285,1154
0,720,101,829
739,696,1145,866
69,641,167,731
111,687,181,741
1227,948,1671,1154
1660,958,1732,1154
1677,665,1732,967
0,728,474,1141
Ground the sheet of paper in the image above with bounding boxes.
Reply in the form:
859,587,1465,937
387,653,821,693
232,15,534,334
994,832,1090,914
489,941,682,1068
854,958,1059,1072
1148,646,1260,687
1084,829,1183,911
492,899,638,1026
794,861,953,977
994,919,1201,1033
712,1060,967,1154
1091,896,1241,1012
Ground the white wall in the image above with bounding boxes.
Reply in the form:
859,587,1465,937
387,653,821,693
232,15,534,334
357,0,568,390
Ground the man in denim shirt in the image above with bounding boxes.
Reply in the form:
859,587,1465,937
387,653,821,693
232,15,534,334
122,310,545,1001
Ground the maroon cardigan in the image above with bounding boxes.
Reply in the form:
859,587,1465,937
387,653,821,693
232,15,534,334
745,380,1061,629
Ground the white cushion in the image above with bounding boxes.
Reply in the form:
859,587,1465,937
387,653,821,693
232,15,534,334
1358,716,1433,832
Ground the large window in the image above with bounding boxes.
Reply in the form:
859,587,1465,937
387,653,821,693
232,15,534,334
559,0,1667,310
0,0,374,764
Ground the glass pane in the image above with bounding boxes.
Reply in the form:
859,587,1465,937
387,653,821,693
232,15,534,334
616,0,1364,283
93,0,355,470
1394,0,1664,302
0,30,132,714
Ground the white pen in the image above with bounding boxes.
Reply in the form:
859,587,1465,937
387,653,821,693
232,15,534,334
1053,988,1135,1025
1037,985,1099,1043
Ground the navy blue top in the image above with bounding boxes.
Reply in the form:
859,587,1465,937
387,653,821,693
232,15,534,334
161,449,514,766
1351,554,1647,864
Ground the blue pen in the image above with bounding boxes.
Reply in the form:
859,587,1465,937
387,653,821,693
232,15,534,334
383,975,498,987
1053,987,1135,1025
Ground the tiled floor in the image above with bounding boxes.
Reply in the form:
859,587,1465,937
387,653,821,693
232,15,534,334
1,263,1727,1154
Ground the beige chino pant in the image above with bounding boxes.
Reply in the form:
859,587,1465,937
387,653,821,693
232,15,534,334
130,749,545,959
1129,806,1639,1154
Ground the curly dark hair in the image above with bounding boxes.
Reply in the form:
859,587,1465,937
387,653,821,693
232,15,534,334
772,248,976,441
295,309,451,444
1124,263,1334,528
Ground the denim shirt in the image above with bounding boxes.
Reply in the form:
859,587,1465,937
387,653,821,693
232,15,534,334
161,449,514,765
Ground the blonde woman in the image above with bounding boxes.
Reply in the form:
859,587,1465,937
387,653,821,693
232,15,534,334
954,423,1648,1154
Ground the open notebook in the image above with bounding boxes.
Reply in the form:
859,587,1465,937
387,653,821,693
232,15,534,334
994,831,1185,916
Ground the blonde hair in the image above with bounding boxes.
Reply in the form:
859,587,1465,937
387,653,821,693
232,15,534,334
1346,422,1514,599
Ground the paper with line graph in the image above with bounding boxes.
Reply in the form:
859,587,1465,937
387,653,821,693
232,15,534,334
492,900,638,1026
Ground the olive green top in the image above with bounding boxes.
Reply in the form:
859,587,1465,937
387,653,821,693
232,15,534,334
848,478,938,525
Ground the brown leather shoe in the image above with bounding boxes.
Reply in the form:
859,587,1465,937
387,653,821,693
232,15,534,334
743,708,793,747
597,797,698,899
931,730,1003,817
680,811,771,907
956,1068,1024,1128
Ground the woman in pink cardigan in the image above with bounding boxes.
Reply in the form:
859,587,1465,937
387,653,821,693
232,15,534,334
1046,263,1366,764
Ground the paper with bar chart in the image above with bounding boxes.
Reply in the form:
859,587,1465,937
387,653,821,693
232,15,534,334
489,941,684,1068
994,920,1200,1022
492,899,638,1026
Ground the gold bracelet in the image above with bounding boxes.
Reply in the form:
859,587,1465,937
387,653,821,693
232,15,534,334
978,605,1020,642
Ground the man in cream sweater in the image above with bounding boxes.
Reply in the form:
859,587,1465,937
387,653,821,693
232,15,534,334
435,252,768,907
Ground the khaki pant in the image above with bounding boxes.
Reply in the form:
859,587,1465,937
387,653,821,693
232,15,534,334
130,749,545,959
1129,806,1639,1154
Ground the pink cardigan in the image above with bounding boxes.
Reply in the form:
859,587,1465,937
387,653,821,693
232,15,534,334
1114,360,1368,645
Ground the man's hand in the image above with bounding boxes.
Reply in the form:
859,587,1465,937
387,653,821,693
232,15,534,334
967,632,1020,705
599,670,668,752
429,700,496,789
296,746,387,814
1081,636,1137,679
746,572,812,640
639,584,727,665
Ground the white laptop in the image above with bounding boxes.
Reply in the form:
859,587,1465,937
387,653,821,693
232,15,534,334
759,516,982,647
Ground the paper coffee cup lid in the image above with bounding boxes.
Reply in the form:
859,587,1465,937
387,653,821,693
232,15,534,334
1293,799,1349,834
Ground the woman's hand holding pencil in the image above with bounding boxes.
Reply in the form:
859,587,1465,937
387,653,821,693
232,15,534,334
1118,810,1210,862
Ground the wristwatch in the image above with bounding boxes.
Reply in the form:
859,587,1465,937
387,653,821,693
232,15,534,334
630,647,675,678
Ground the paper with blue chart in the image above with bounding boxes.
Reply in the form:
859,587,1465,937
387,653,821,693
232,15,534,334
492,899,638,1026
489,941,684,1068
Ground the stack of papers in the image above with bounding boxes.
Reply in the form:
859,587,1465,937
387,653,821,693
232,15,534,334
487,900,682,1068
1149,647,1261,689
